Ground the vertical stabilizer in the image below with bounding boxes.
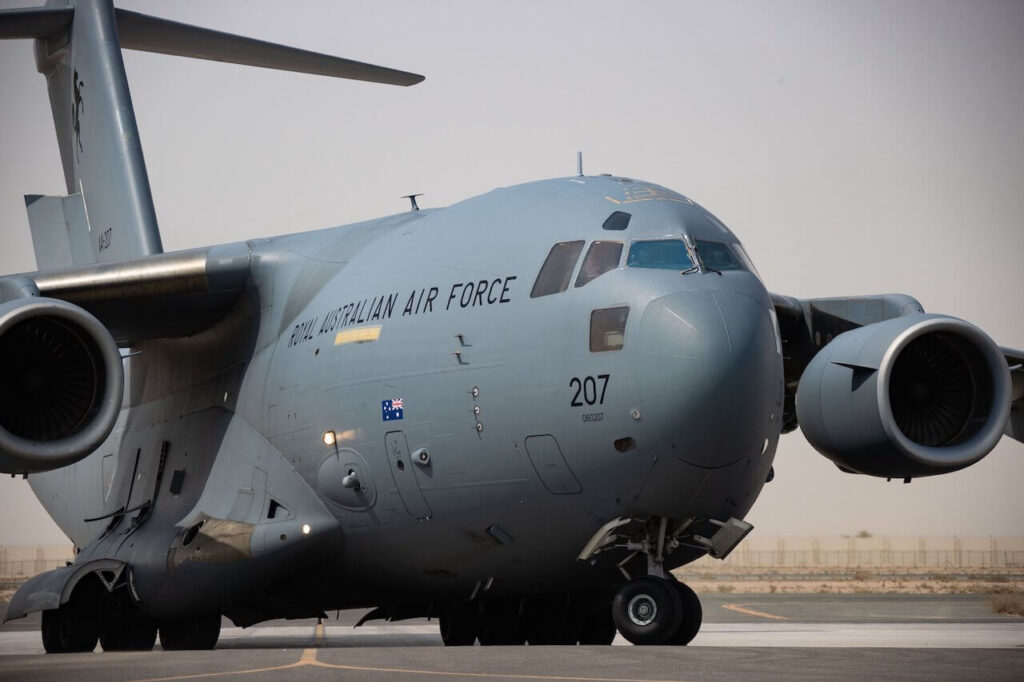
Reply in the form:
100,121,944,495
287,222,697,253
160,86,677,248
2,0,423,270
34,0,162,262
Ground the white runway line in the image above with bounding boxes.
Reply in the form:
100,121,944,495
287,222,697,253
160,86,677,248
2,622,1022,655
690,623,1024,648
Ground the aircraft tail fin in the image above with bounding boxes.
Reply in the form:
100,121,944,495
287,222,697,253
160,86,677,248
1,1,423,270
6,0,162,264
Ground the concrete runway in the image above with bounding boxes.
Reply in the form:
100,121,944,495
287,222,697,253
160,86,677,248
2,594,1022,680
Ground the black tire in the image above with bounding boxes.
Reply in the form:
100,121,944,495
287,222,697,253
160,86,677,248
41,603,100,654
611,576,682,645
159,614,221,650
663,580,703,645
578,605,616,645
477,604,525,646
101,611,158,651
524,612,574,645
440,605,478,646
41,609,66,654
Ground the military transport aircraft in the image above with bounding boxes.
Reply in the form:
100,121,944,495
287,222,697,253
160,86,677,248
1,0,1022,652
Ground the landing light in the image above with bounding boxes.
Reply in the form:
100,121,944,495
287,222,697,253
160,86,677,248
302,524,311,535
322,430,336,446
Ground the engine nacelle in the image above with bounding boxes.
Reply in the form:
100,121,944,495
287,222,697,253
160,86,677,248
0,297,123,474
795,314,1010,478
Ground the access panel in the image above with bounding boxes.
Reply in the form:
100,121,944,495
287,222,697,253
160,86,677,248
525,435,582,495
384,431,432,519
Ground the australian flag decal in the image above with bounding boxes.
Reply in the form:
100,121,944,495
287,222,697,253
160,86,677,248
382,398,404,421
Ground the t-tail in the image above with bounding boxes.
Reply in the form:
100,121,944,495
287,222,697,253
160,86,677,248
1,0,423,270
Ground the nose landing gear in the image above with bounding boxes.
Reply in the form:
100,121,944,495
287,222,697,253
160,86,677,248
611,575,702,645
578,516,727,645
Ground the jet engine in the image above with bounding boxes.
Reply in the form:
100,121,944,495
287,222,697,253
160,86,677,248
795,314,1010,478
0,297,123,474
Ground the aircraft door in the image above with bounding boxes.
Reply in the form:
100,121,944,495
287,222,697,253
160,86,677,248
525,435,582,494
384,431,432,520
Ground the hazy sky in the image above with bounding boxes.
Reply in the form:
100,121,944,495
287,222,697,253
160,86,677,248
1,0,1022,545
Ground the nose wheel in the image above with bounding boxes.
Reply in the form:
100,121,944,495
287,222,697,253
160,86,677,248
611,576,702,645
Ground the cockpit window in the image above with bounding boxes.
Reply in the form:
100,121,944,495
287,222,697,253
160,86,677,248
626,240,694,271
602,211,631,231
732,243,762,279
531,241,584,298
575,241,623,287
695,240,745,271
590,307,629,351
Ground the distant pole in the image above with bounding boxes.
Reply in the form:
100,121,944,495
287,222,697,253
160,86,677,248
577,151,583,177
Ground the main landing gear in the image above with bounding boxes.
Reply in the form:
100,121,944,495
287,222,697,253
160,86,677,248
158,613,221,651
439,593,616,646
39,575,220,653
42,605,220,652
39,570,221,653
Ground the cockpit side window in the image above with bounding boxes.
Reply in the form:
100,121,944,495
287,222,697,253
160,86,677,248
590,307,629,351
694,240,745,271
531,241,585,298
626,240,694,271
732,243,762,279
575,241,623,287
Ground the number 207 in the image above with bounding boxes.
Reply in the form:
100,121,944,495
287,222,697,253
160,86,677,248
570,374,609,407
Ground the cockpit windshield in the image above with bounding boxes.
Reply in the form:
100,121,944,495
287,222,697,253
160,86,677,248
694,240,745,271
626,240,694,271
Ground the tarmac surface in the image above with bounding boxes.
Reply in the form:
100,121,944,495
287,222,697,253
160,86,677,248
1,593,1022,680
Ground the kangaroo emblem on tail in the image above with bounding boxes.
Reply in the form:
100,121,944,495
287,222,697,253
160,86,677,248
72,69,84,158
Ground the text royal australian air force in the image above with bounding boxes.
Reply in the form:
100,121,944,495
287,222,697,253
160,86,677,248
286,275,519,349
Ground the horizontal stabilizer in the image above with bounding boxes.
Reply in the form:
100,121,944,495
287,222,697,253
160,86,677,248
0,6,72,39
114,9,424,86
26,194,96,270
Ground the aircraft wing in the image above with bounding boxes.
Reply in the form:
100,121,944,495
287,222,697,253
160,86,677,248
771,292,1023,444
1,243,251,344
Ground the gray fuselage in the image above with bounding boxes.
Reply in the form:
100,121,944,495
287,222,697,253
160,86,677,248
31,175,782,616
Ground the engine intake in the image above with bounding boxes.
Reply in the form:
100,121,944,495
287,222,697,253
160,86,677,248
795,314,1010,478
0,297,123,474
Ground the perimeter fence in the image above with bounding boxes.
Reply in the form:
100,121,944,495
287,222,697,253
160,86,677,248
0,546,72,580
687,536,1024,570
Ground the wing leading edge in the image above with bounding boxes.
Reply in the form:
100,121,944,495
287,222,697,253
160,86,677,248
1,243,252,343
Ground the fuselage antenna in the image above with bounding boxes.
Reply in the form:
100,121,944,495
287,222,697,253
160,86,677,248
577,151,583,177
402,194,422,211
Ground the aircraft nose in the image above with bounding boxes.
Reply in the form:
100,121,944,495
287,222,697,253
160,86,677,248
633,288,781,468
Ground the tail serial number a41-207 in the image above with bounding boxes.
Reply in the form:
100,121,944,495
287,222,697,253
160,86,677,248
1,0,1021,652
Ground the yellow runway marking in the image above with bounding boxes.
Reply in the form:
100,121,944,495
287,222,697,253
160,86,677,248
133,645,689,682
722,603,789,621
